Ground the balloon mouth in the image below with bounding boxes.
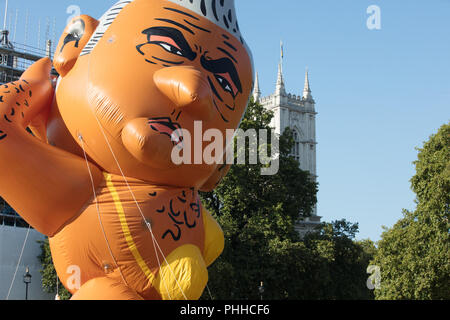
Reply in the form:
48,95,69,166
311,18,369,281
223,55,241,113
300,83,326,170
148,117,184,146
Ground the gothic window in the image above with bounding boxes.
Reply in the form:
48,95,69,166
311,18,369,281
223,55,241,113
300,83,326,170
291,130,301,162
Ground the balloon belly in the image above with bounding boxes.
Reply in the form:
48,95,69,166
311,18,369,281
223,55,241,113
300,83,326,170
50,173,206,300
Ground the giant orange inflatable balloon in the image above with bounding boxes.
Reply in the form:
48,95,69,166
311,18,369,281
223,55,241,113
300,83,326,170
0,0,253,300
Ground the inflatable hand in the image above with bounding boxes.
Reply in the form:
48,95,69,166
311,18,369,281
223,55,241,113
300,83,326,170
0,58,53,132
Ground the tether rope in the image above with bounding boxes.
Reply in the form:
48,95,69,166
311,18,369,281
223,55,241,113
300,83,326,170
86,52,188,300
6,225,31,300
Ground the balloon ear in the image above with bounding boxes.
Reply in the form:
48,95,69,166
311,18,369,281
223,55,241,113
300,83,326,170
53,15,99,77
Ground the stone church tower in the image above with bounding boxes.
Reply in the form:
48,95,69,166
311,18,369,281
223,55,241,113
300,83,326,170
253,54,321,236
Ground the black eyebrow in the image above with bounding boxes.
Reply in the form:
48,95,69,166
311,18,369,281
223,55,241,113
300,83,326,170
223,41,237,52
201,55,242,95
163,7,200,21
141,27,197,61
183,19,211,33
155,18,195,35
217,47,237,64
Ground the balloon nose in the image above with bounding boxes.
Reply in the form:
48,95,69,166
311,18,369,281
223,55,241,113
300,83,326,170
153,66,214,121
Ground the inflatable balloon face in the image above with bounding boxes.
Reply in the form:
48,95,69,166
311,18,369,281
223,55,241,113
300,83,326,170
51,0,254,189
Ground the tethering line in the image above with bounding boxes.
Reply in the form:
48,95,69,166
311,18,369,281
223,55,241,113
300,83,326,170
79,135,173,300
6,225,31,300
85,53,188,300
78,134,129,287
85,112,186,300
206,283,214,300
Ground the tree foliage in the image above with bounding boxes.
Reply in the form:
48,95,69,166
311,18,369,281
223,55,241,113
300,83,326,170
301,220,376,300
373,122,450,300
201,99,375,300
38,238,71,300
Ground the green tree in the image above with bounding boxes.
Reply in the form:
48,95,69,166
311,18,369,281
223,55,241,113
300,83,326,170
201,98,317,299
302,220,376,300
373,123,450,300
201,99,374,300
38,238,71,300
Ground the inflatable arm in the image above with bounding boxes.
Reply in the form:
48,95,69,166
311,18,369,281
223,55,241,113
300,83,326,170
0,58,103,236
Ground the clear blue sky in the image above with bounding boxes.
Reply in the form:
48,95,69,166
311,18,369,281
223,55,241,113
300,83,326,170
5,0,449,241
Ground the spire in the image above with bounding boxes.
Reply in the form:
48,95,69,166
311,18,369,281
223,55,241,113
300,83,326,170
280,40,284,73
0,0,11,49
303,68,313,102
3,0,8,31
275,41,286,96
275,62,286,96
252,71,261,102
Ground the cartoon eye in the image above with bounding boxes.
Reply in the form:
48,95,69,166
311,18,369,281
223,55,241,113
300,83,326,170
158,43,183,56
214,74,236,97
148,35,184,57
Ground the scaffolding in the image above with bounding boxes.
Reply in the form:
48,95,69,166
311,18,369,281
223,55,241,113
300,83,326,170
0,198,30,228
0,28,56,84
